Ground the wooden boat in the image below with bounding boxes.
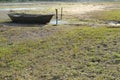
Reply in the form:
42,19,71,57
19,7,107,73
8,13,54,24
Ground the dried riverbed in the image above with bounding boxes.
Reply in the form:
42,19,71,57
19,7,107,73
0,2,119,27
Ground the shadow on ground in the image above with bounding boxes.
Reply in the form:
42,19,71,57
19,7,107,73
0,21,46,27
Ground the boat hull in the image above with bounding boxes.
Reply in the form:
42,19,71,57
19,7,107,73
8,13,54,24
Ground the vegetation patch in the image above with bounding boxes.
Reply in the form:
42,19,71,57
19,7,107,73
93,9,120,21
0,25,120,80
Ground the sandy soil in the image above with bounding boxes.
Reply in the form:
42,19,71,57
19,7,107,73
0,3,111,15
63,4,106,15
0,2,118,23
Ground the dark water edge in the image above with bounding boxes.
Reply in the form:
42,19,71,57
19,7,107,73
0,0,120,3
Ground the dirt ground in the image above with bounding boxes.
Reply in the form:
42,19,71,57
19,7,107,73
0,2,119,27
0,2,118,21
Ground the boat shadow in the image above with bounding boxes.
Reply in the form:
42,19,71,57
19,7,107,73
0,21,46,27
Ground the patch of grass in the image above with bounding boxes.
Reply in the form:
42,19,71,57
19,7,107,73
0,36,7,43
1,25,120,80
93,9,120,21
0,47,12,58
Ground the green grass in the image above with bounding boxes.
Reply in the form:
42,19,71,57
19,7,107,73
0,2,120,80
93,9,120,21
0,25,120,80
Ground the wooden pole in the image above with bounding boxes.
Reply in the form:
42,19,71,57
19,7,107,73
61,7,63,20
55,9,58,25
